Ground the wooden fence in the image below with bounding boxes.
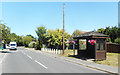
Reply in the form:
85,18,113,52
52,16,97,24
106,42,120,53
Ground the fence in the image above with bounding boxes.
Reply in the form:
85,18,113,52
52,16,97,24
106,42,120,53
41,48,63,55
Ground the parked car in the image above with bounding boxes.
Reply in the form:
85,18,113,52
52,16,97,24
9,42,17,50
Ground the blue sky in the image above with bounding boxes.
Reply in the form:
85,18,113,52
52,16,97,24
1,2,118,37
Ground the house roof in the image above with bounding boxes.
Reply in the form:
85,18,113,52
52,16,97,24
73,31,108,39
81,31,87,34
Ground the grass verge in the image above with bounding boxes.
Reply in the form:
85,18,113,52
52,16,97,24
61,50,119,67
61,49,77,57
94,52,119,67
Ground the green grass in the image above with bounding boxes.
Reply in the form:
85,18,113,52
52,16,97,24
60,49,77,57
94,52,119,67
61,50,119,67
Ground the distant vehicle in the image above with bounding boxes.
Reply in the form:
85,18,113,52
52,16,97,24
9,42,17,50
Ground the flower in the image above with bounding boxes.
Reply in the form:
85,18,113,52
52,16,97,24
72,41,75,43
88,40,91,43
88,40,96,45
67,41,70,44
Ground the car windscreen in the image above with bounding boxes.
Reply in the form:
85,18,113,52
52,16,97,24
10,44,16,46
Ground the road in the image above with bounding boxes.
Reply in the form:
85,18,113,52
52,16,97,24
1,47,108,73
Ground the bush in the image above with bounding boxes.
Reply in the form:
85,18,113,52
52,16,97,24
106,38,111,42
22,36,33,47
115,38,120,44
35,41,41,50
28,41,35,48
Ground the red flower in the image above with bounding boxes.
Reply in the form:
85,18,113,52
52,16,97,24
88,40,96,45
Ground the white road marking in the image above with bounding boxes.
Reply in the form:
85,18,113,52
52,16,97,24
34,60,48,69
27,55,32,59
22,50,47,69
0,54,7,64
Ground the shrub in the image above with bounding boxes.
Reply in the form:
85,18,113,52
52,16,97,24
115,38,120,44
35,41,41,50
22,36,33,47
28,41,35,48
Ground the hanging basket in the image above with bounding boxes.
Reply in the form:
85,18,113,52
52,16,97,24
88,40,96,45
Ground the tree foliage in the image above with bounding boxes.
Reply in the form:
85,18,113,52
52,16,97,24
9,33,24,46
1,24,11,44
35,26,47,49
27,34,34,39
115,38,120,44
72,29,81,37
46,29,70,49
97,26,120,43
22,36,33,47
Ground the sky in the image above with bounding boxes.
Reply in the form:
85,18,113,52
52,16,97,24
1,2,118,37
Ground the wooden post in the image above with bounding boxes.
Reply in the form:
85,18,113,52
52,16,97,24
63,3,65,54
77,39,79,55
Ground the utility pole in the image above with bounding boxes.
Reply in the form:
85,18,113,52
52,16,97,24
63,3,65,54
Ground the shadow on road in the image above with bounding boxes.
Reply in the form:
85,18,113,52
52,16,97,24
0,51,11,53
68,55,95,61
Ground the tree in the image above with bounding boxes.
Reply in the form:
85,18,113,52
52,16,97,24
10,33,17,42
97,26,119,43
72,29,81,37
46,29,70,49
104,27,111,35
16,36,23,46
109,26,118,43
27,34,34,39
118,28,120,37
35,26,47,49
1,24,11,44
69,29,82,43
9,33,23,46
22,36,33,47
115,38,120,44
97,28,105,34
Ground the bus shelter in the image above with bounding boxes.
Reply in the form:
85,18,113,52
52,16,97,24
73,31,108,60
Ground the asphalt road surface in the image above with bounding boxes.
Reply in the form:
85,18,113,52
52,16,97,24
1,47,107,73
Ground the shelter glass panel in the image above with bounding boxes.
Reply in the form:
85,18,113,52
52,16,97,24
79,39,86,50
96,39,105,50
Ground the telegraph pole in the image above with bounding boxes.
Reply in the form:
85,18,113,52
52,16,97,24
63,3,65,54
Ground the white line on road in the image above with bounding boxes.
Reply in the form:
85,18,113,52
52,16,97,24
34,60,48,69
0,54,7,64
27,55,32,59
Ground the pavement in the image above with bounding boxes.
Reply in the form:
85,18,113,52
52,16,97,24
0,52,6,75
0,47,118,74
